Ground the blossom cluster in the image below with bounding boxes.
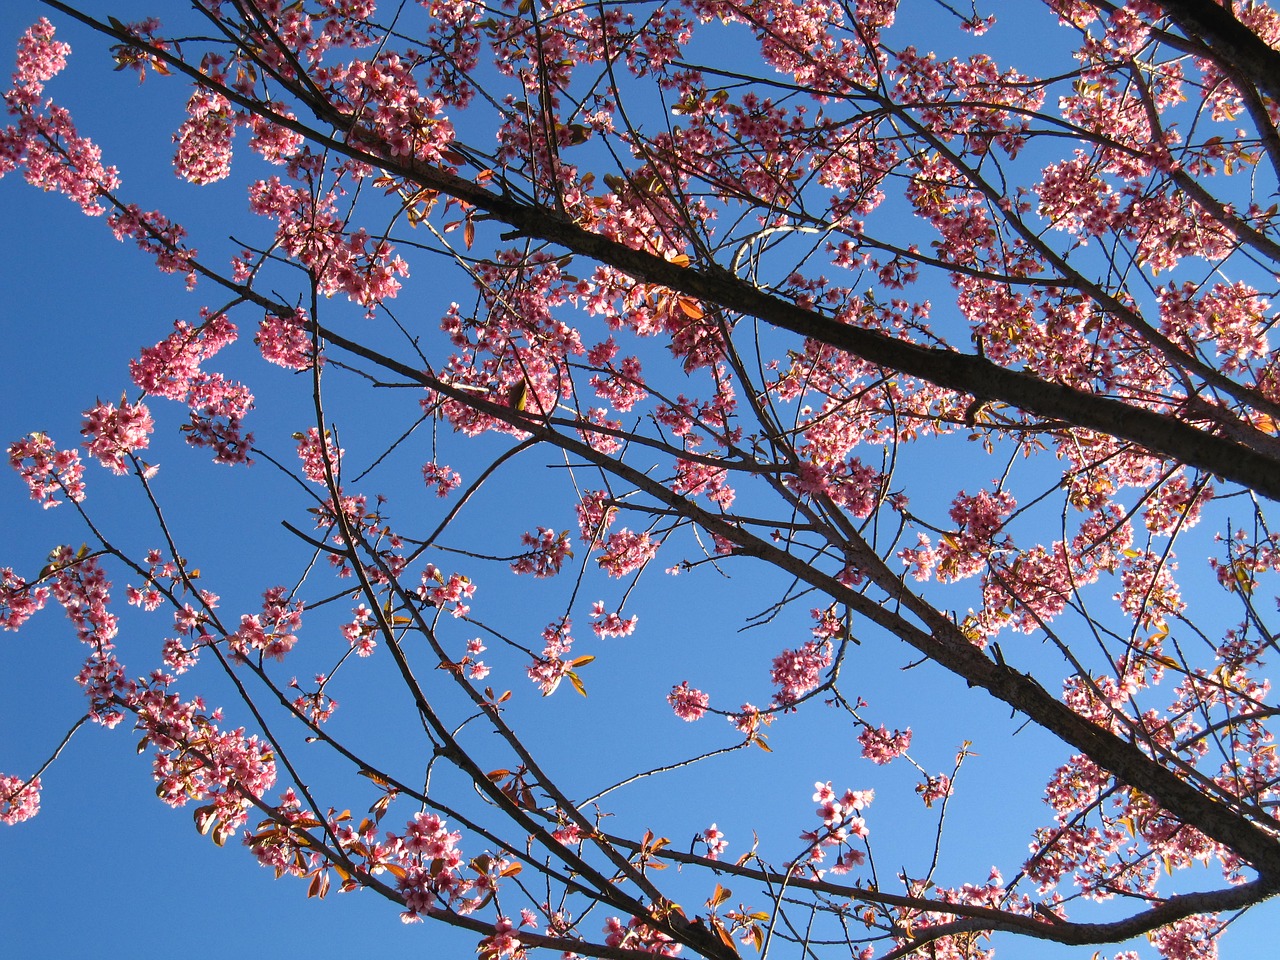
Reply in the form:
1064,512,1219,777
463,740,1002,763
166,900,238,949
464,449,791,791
130,312,254,465
769,640,832,706
0,775,41,825
80,399,154,475
228,586,304,662
527,618,574,696
8,433,85,507
667,681,709,721
1,568,49,630
511,528,573,577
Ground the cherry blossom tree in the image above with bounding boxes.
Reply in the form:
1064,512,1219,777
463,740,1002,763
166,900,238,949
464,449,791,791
4,2,1280,958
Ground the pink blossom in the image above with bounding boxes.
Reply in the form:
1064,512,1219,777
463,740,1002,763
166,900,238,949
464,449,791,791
770,640,832,706
422,460,462,497
590,354,648,411
81,399,154,475
1,568,49,630
173,86,234,185
916,773,953,808
340,604,377,657
511,528,572,577
106,205,196,282
257,309,317,370
575,490,615,543
667,681,709,721
417,567,475,617
161,637,199,674
130,313,237,400
3,21,121,215
857,725,911,765
478,916,525,960
590,600,638,638
580,408,623,454
729,702,771,736
603,917,679,956
50,549,118,649
1149,914,1221,960
8,433,86,507
597,529,659,577
229,587,303,661
129,313,253,465
295,427,343,484
12,19,69,96
699,823,728,859
0,774,41,824
527,619,574,695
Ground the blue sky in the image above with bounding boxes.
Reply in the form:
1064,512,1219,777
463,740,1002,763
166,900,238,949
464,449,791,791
1,3,1276,959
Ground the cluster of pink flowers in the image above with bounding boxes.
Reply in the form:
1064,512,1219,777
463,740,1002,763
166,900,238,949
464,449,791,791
1148,915,1222,960
575,489,615,543
603,916,679,956
2,21,120,215
597,529,659,577
125,582,163,612
106,204,196,284
463,636,490,681
295,427,343,484
916,774,953,808
340,603,377,657
50,549,118,649
769,640,832,706
257,308,316,371
857,724,912,764
422,460,462,497
247,173,409,310
130,312,254,465
0,774,41,825
401,810,463,859
1138,472,1211,537
80,399,154,475
580,408,623,455
671,458,735,508
699,823,728,859
417,565,475,617
527,619,574,696
244,107,305,164
147,705,278,832
787,457,885,519
8,433,86,507
131,312,234,398
1159,281,1271,374
1115,552,1184,631
929,488,1017,582
393,810,493,923
9,17,68,98
161,637,200,674
801,781,871,876
590,600,637,638
667,681,709,721
0,568,49,630
511,528,573,577
589,354,649,411
290,675,338,724
173,85,233,185
476,916,525,960
728,702,770,737
228,586,304,662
